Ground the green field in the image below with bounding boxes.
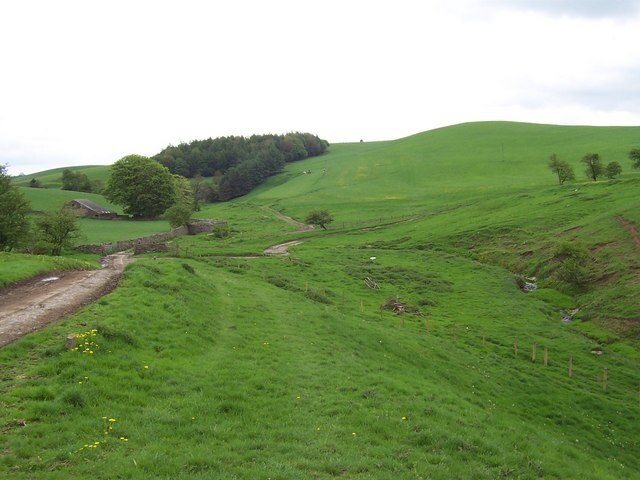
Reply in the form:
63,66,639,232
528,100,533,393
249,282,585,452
16,187,173,245
1,122,640,479
13,165,111,189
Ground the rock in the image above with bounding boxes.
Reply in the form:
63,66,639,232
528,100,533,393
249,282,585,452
65,334,77,350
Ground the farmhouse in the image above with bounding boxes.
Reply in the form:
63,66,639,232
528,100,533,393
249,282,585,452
65,199,118,219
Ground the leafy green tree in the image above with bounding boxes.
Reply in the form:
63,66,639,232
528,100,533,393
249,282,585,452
581,153,603,181
192,175,218,206
305,209,333,229
0,164,31,251
105,155,176,218
629,148,640,169
605,161,622,179
35,208,81,255
164,175,195,228
548,153,575,185
29,178,43,188
165,204,193,229
61,169,93,192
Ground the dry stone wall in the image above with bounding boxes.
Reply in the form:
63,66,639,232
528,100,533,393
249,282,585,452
76,220,222,254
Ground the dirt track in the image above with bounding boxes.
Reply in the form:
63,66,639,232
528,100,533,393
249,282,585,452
616,216,640,249
0,254,132,347
263,240,304,255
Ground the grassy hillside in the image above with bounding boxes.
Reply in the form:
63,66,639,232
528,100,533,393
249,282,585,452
2,122,640,478
13,165,111,189
250,121,640,220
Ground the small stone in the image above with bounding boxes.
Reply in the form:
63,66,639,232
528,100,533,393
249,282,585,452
65,334,77,350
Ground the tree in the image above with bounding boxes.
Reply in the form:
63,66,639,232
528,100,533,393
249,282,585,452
35,208,81,255
61,169,93,192
581,153,603,181
29,178,43,188
305,209,333,229
164,175,195,228
548,153,575,185
0,164,31,251
105,155,176,218
629,148,640,169
605,161,622,179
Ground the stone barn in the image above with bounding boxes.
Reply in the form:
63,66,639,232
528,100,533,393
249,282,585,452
66,199,118,219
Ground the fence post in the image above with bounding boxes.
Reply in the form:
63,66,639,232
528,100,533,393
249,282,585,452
425,318,430,336
482,335,485,351
514,336,518,357
568,356,573,377
452,322,457,342
603,368,608,392
531,343,536,362
544,347,548,366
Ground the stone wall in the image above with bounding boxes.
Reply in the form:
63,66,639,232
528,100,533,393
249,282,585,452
76,219,223,254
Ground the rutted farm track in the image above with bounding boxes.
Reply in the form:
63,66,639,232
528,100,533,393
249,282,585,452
0,254,132,347
616,215,640,249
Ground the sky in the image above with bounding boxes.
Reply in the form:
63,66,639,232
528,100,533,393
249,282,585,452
2,0,640,175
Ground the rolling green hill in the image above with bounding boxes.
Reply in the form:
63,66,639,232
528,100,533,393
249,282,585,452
249,121,640,220
2,122,640,479
12,165,111,189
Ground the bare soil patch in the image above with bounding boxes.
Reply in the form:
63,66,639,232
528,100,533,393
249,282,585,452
0,254,132,348
264,240,304,256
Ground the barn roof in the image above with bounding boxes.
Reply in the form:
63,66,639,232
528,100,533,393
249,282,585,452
71,199,114,214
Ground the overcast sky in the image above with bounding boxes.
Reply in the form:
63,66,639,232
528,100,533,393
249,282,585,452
2,0,640,175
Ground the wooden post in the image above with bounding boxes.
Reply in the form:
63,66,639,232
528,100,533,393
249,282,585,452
531,343,537,362
514,336,518,357
543,347,548,366
425,318,430,336
360,300,364,314
482,335,485,350
568,356,573,377
603,368,608,392
452,322,457,342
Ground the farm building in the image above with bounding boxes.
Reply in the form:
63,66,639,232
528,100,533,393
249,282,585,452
65,199,118,219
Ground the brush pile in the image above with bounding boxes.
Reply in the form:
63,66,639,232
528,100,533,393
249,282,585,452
380,298,422,315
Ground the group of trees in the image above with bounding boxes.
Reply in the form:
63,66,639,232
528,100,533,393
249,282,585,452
153,132,328,201
548,149,639,184
61,169,102,193
1,165,80,255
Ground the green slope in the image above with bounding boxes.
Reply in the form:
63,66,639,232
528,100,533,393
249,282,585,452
13,165,111,189
249,121,640,220
2,122,640,479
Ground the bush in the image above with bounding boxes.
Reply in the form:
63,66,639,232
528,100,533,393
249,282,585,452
552,241,590,288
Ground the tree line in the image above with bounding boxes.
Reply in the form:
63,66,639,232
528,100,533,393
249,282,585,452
548,148,640,184
153,132,328,201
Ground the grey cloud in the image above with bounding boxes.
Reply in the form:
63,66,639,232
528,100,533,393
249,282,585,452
489,0,640,18
516,67,640,112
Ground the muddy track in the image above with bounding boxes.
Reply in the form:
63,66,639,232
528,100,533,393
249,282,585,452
616,216,640,249
263,240,304,256
0,254,133,348
261,206,315,232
